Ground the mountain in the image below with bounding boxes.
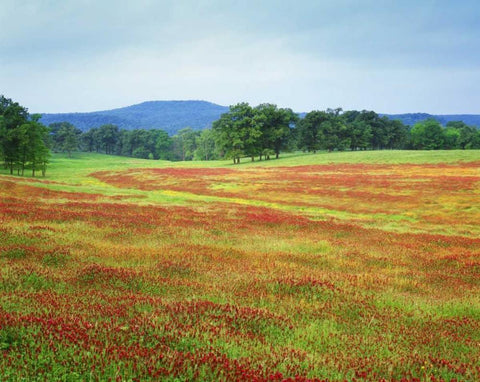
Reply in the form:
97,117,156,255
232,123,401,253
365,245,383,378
39,100,229,135
382,113,480,127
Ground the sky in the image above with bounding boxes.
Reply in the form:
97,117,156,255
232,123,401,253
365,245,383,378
1,0,479,114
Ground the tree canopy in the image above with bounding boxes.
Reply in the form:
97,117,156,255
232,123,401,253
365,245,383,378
0,95,50,176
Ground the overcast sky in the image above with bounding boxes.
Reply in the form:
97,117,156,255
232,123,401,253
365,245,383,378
1,0,479,114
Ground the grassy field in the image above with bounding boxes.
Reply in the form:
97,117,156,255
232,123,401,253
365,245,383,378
1,150,480,381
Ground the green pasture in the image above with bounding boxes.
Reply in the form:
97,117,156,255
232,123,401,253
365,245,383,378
3,149,480,184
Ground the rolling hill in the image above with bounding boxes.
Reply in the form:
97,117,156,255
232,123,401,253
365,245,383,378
39,100,228,135
39,100,480,135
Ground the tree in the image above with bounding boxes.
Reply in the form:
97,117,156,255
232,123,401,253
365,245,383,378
155,130,173,160
212,103,261,163
27,115,50,176
132,146,151,159
80,128,97,152
0,96,49,176
383,119,409,149
297,111,328,153
194,129,216,160
443,126,460,149
0,95,29,174
447,121,480,149
50,122,80,157
172,128,198,161
410,119,444,150
9,115,49,176
255,104,297,159
321,108,350,152
98,124,119,154
348,120,372,150
351,111,385,149
0,115,5,161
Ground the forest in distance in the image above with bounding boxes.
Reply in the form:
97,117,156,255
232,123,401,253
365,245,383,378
2,94,480,176
45,104,480,164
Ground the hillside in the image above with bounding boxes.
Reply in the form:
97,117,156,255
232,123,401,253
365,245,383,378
39,100,480,135
39,100,228,134
382,112,480,127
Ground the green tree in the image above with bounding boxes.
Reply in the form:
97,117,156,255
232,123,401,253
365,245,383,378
353,111,392,149
155,130,173,160
132,146,151,159
194,129,216,160
255,104,297,159
0,115,5,161
443,127,460,149
80,128,98,152
348,120,372,150
14,115,49,176
297,111,328,153
212,103,261,164
172,128,198,161
0,95,29,174
98,124,119,154
50,122,80,157
410,119,444,150
321,108,350,151
0,96,49,176
384,119,409,149
447,121,479,149
27,115,50,176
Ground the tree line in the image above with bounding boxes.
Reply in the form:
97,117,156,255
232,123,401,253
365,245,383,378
213,104,480,162
49,122,218,161
0,95,50,176
2,95,480,173
46,102,480,163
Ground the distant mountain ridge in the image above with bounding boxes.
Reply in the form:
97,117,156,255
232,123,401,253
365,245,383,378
381,113,480,128
39,100,480,135
39,100,229,135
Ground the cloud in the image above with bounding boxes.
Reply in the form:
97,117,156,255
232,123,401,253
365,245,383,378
1,0,479,113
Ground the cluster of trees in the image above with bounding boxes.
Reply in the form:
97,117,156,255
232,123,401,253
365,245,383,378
212,103,297,163
49,123,218,162
297,109,409,153
0,96,50,176
49,103,480,163
213,105,480,163
3,94,479,172
410,119,480,150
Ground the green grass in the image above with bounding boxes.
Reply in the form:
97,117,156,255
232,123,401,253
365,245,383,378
234,149,480,167
4,149,480,184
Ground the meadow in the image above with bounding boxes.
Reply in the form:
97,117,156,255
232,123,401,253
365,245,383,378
1,150,480,381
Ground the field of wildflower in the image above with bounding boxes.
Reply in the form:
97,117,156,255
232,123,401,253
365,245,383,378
1,150,479,381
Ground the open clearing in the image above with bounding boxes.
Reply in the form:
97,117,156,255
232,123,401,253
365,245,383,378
1,150,480,381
